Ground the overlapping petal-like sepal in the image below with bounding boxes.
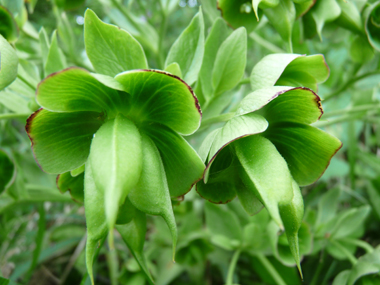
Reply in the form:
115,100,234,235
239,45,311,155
26,109,104,174
250,54,329,92
56,171,85,203
115,69,202,136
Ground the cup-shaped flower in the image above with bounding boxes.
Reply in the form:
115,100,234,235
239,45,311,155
197,86,342,272
25,9,205,284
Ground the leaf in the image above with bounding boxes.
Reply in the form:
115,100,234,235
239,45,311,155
39,27,49,69
204,113,268,182
142,123,205,198
84,9,147,77
218,0,260,32
367,180,380,219
198,128,220,162
56,171,84,203
365,2,380,51
264,122,342,186
0,34,18,90
116,207,154,285
263,0,296,49
212,27,247,97
335,0,363,33
55,0,86,10
315,188,341,229
165,62,182,78
0,277,9,285
199,17,230,102
128,134,177,259
165,7,204,85
160,0,179,15
0,6,19,42
350,35,375,64
310,0,341,39
0,150,15,194
250,54,329,91
115,69,201,136
252,0,280,21
236,87,323,125
44,30,66,76
89,114,142,238
37,67,120,114
235,135,294,228
26,109,104,174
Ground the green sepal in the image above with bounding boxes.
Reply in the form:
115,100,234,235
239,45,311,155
115,69,201,136
365,2,380,51
84,9,147,77
236,87,323,125
142,123,205,198
116,201,154,285
0,34,18,90
264,122,342,186
295,0,315,18
37,67,120,114
218,0,261,32
89,114,143,240
0,150,15,194
56,171,84,203
263,0,296,49
235,135,294,229
165,7,204,85
0,6,18,42
25,109,104,174
252,0,279,21
70,164,85,177
204,113,268,182
128,134,177,260
250,54,329,92
165,62,182,78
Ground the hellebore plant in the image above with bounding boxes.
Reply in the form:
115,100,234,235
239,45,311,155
25,9,204,284
197,53,342,273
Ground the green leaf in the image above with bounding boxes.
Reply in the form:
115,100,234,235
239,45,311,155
0,6,18,42
335,0,363,33
204,113,268,182
198,128,220,162
164,62,182,78
250,54,329,91
365,2,380,51
37,67,120,114
56,171,84,203
165,7,204,85
252,0,280,21
310,0,341,39
116,207,154,285
84,9,147,77
26,109,104,174
235,135,294,228
128,134,177,258
199,17,230,102
0,34,18,90
315,188,341,229
44,30,66,76
350,36,375,64
212,27,247,97
55,0,86,10
84,163,107,285
0,150,15,194
236,180,264,216
264,122,342,186
142,123,204,198
39,27,49,69
160,0,179,15
236,87,323,125
115,69,201,136
263,0,296,49
89,114,142,237
218,0,260,32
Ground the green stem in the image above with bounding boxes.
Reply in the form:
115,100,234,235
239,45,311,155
0,113,30,120
310,250,325,285
249,32,286,53
157,8,168,69
255,254,286,285
200,112,235,130
107,248,118,285
17,73,36,91
330,240,357,265
238,78,251,86
322,104,380,118
313,113,367,127
324,71,380,101
226,249,241,285
340,238,374,254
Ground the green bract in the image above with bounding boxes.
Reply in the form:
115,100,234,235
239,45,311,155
25,9,204,284
197,57,342,272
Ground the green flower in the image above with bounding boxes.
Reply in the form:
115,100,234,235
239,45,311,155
25,9,204,284
196,54,342,273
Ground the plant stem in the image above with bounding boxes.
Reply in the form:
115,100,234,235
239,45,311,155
17,73,37,91
0,113,30,120
313,113,366,127
200,112,235,130
340,238,374,254
249,32,286,53
330,241,357,265
107,248,118,285
255,254,286,285
324,71,380,101
226,249,241,285
322,104,380,119
238,78,251,86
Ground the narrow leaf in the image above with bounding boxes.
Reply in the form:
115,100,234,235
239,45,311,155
0,34,18,90
44,30,66,76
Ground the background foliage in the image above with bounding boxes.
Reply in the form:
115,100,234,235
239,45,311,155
0,0,380,284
